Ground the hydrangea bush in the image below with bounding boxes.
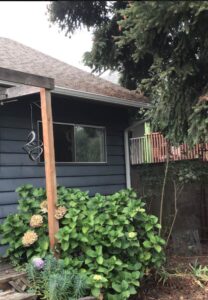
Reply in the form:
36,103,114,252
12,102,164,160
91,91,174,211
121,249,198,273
0,185,165,299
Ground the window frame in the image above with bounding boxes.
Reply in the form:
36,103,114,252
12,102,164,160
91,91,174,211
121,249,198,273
37,120,107,164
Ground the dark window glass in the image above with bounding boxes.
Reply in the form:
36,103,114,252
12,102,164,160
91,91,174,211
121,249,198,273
38,122,106,163
75,126,105,162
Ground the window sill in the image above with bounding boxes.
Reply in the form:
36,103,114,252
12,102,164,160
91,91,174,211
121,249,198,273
38,161,108,166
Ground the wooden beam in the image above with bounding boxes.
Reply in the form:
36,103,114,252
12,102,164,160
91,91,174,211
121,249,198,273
0,85,40,101
40,88,59,250
0,67,54,89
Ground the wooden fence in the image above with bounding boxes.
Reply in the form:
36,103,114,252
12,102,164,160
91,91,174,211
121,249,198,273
130,133,208,165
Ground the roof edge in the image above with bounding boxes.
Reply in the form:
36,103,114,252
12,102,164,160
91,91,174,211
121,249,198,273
53,86,150,108
0,79,150,108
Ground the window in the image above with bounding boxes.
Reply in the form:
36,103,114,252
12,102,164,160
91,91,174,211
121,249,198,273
38,122,106,163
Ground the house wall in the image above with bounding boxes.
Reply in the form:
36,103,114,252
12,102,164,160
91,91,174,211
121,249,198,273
131,123,145,138
0,94,129,253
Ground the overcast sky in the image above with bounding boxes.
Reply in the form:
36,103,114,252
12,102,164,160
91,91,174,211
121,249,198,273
0,1,93,70
0,1,118,83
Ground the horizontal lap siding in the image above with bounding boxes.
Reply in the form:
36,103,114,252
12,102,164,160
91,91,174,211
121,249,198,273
0,175,126,192
0,165,125,179
0,97,129,238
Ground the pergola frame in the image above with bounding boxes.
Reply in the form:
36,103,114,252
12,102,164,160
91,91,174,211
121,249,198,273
0,67,59,250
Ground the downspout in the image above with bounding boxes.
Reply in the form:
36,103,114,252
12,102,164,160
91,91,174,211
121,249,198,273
124,128,131,188
124,119,149,189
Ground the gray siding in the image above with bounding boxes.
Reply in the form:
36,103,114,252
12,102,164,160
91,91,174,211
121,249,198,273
0,95,129,236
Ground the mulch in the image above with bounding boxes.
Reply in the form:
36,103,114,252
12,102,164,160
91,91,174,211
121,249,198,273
135,256,208,300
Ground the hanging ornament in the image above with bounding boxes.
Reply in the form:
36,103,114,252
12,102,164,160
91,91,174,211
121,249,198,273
22,103,43,161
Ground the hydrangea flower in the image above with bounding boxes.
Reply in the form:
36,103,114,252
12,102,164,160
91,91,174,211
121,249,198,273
32,257,45,270
93,274,102,281
55,206,67,220
128,232,137,238
30,215,43,228
22,230,38,247
40,200,48,214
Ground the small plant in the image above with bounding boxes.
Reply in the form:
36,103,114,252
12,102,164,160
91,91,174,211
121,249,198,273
26,255,88,300
156,266,172,286
190,261,208,285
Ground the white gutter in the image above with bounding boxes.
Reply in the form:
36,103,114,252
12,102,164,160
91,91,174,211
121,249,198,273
53,86,150,108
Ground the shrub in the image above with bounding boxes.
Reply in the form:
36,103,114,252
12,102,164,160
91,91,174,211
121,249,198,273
0,185,49,264
0,185,165,299
26,255,88,299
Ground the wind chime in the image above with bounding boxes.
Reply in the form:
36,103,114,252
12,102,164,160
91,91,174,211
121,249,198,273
22,103,43,161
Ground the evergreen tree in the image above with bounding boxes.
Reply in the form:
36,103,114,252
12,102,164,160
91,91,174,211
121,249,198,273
48,1,208,144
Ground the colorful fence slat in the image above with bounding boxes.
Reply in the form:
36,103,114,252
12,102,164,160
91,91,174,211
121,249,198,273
130,133,208,165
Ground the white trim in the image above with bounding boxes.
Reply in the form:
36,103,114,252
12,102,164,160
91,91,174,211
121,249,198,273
124,129,131,189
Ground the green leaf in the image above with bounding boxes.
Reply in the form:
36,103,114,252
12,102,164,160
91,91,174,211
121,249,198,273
0,238,8,245
82,226,89,234
96,256,104,265
61,242,69,251
121,280,128,290
95,245,102,255
122,290,131,298
148,233,156,243
154,245,162,253
145,224,153,232
39,238,49,251
64,257,70,266
132,271,141,279
86,249,97,258
91,288,100,297
80,236,88,243
112,282,121,292
129,286,137,294
143,240,151,248
26,249,33,258
144,252,151,260
63,235,69,242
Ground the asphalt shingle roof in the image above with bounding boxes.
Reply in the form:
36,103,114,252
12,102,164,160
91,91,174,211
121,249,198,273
0,37,146,103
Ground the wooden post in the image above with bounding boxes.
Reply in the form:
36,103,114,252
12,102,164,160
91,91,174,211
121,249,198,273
40,88,59,250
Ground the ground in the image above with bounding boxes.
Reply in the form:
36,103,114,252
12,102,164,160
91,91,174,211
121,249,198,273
137,256,208,300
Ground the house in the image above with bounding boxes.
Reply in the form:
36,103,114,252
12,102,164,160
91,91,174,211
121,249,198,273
0,38,148,252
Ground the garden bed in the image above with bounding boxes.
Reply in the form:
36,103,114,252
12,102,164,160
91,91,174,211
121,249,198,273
137,255,208,300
